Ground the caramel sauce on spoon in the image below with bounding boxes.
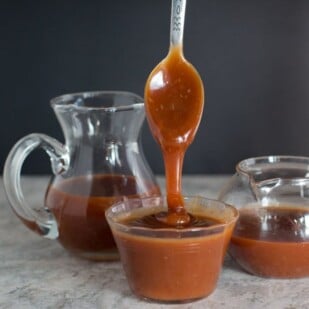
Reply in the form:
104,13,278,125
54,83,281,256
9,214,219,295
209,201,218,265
144,0,204,227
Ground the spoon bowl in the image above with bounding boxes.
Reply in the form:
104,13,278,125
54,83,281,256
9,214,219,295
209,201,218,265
145,46,204,149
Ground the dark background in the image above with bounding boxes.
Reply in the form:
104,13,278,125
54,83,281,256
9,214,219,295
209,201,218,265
1,0,309,175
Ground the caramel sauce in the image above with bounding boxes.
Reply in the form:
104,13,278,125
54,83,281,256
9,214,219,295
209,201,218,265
230,206,309,278
145,45,204,225
45,174,160,259
123,211,222,229
114,210,227,301
233,206,309,242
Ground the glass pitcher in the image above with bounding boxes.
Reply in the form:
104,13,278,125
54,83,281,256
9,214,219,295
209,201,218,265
219,156,309,278
4,91,161,261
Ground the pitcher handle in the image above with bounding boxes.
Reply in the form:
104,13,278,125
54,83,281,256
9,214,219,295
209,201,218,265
3,133,69,239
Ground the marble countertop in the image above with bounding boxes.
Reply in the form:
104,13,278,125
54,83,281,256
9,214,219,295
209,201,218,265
1,175,309,309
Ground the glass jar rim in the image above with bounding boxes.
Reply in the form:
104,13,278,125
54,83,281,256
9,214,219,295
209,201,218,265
50,90,144,112
106,195,238,237
236,155,309,175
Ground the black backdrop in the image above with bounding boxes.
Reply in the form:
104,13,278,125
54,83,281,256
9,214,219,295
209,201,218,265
1,0,309,174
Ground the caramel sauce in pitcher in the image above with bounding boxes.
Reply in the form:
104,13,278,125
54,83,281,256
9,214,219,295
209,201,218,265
45,174,160,259
230,205,309,278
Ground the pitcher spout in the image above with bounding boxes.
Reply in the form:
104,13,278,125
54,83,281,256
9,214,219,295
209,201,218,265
236,155,309,204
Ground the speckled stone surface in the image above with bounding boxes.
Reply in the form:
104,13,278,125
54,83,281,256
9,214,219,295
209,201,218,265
1,176,309,309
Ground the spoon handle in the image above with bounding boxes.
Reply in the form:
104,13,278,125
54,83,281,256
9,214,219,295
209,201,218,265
170,0,187,47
